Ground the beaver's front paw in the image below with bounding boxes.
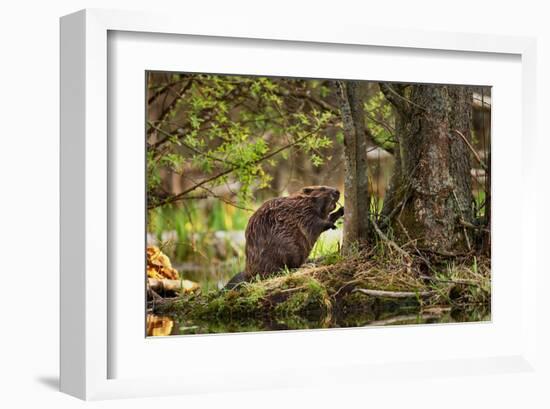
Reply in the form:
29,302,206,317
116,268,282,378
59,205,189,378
329,207,344,223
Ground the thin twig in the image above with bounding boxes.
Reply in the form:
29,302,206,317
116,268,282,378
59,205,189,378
147,79,194,136
379,83,426,113
192,180,253,212
452,129,488,170
364,110,395,134
371,218,412,260
396,218,436,273
418,275,482,287
148,77,188,106
460,219,490,233
147,121,239,167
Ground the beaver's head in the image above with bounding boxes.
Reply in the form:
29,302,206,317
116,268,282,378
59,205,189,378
298,185,340,217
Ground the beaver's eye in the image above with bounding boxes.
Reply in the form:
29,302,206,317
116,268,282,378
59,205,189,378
302,188,313,194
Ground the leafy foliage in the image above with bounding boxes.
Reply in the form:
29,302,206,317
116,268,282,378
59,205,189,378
363,90,396,151
147,74,340,208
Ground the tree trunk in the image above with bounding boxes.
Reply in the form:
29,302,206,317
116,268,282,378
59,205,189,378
380,83,474,254
336,81,369,251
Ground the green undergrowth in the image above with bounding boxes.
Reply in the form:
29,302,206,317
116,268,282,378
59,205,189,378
154,244,491,324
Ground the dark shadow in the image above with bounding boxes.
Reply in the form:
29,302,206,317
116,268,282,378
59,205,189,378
36,376,59,391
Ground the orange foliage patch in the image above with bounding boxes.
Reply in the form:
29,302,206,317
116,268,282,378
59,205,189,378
146,246,180,280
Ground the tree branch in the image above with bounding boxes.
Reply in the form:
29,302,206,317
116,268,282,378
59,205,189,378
379,83,406,113
275,87,340,116
149,127,324,209
147,79,194,137
147,121,238,167
364,127,395,155
378,83,424,114
147,77,188,106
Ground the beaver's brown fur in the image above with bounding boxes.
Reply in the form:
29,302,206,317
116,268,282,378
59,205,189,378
225,186,344,289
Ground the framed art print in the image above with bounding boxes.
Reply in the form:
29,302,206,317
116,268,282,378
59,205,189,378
60,9,539,400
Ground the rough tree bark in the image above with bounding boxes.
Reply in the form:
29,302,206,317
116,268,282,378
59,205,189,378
380,83,474,254
336,81,369,251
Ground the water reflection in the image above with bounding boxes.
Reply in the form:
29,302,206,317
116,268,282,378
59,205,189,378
146,314,174,337
146,305,490,336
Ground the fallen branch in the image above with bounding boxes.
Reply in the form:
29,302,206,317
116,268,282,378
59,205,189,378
353,288,434,298
148,278,199,294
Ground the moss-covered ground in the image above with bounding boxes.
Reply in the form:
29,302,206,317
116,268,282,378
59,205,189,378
152,244,491,330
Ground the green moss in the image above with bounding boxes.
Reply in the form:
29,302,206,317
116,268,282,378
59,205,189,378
201,283,268,318
154,247,490,331
273,276,330,317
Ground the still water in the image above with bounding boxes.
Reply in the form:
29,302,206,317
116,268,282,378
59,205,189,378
146,305,490,337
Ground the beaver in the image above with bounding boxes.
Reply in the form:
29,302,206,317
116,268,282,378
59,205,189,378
224,186,344,289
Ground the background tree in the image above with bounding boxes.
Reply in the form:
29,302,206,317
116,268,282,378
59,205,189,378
336,81,370,250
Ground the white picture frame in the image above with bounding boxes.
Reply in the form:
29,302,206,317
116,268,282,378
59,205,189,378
60,8,539,401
